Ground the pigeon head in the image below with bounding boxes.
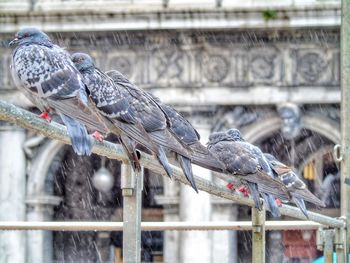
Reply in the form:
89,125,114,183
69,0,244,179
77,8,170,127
106,69,132,85
226,128,244,142
9,27,51,47
71,53,95,73
207,132,231,146
106,70,125,82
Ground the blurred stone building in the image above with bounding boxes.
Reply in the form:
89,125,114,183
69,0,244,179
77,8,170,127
0,0,342,262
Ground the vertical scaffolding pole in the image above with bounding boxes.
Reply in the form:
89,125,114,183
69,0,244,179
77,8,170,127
121,164,144,263
252,206,266,263
335,227,346,263
324,230,335,263
341,0,350,254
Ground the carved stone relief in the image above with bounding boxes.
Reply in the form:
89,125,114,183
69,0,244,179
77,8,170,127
151,48,185,84
0,30,340,91
249,47,282,85
291,48,338,86
202,53,229,83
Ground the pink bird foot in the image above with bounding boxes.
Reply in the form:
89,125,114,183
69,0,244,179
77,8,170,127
275,198,282,207
226,182,234,190
91,131,104,142
39,111,52,122
237,186,250,197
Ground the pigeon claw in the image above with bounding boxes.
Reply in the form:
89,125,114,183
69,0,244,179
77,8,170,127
275,198,282,207
91,131,104,142
237,186,250,197
226,183,235,190
39,111,52,122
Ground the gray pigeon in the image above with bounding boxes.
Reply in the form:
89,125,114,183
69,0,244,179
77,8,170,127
264,153,326,218
106,70,226,193
208,129,288,217
9,28,106,155
71,53,193,179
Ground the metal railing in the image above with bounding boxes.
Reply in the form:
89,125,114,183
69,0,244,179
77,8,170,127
0,221,325,231
0,100,344,228
0,99,347,263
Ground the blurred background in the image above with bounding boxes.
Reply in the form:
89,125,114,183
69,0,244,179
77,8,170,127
0,0,342,262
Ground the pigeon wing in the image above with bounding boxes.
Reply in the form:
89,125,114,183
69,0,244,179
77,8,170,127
117,80,167,132
160,104,200,145
211,141,259,175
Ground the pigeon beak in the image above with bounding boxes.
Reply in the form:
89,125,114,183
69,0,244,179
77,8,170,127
9,38,19,47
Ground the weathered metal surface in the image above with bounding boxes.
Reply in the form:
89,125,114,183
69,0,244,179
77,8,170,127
0,221,327,231
341,0,350,254
335,226,347,263
323,229,335,263
121,164,143,263
252,206,266,263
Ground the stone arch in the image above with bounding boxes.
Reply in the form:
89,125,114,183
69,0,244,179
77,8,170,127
236,112,340,187
217,108,340,261
242,114,340,144
26,138,167,262
26,140,64,263
27,140,64,198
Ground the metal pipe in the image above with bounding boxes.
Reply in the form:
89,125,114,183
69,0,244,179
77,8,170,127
121,164,143,263
324,229,335,263
0,221,326,231
335,226,347,263
252,206,266,263
0,100,345,228
341,0,350,252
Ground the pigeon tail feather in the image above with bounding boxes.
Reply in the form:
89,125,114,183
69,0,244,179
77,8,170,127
263,193,281,218
119,135,141,171
292,188,326,208
190,142,226,173
177,155,198,193
149,130,191,158
59,113,92,155
244,171,289,200
247,182,262,210
292,196,309,219
157,145,173,178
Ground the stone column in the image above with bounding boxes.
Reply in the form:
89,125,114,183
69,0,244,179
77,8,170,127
155,177,181,263
163,204,180,263
0,125,26,263
25,140,63,263
26,196,61,263
211,200,237,263
179,120,212,263
267,231,284,263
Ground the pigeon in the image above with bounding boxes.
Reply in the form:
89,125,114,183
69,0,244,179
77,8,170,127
208,129,289,217
264,153,326,218
106,70,226,193
9,27,107,156
71,53,193,179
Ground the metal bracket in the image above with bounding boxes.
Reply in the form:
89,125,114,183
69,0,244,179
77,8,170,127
121,164,144,263
252,206,266,263
317,225,347,263
335,228,346,261
317,228,335,262
333,144,343,163
121,164,136,196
